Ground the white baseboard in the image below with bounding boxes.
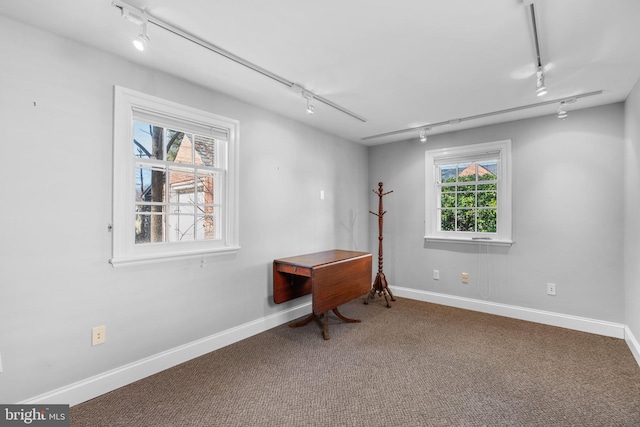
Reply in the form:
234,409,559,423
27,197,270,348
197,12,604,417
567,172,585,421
19,289,638,406
20,302,311,406
391,286,626,339
625,325,640,367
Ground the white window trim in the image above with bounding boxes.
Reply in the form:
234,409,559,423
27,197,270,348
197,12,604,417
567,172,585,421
424,139,513,246
110,86,240,267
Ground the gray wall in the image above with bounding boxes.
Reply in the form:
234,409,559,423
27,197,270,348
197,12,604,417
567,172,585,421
624,81,640,341
0,17,369,403
368,104,626,322
1,12,638,406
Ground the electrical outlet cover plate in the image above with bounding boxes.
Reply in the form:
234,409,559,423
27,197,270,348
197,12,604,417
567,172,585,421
462,272,469,284
92,326,106,346
547,283,556,296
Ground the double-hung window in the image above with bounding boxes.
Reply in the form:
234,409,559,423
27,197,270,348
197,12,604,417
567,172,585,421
425,140,512,245
111,86,239,266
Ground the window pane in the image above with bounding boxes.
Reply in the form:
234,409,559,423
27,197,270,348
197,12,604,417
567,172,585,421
168,213,195,242
477,183,496,191
135,210,165,244
458,163,475,181
135,164,166,205
441,192,455,208
166,131,192,164
133,121,164,160
478,191,497,207
440,165,457,183
440,209,455,231
458,184,475,192
135,164,166,203
168,167,196,203
457,192,476,208
478,209,497,232
194,135,217,167
457,209,476,232
135,166,152,202
196,170,220,205
478,161,498,181
197,207,221,240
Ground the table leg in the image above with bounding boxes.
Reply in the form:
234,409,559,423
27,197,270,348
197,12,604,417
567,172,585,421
332,307,361,323
290,308,361,340
289,313,317,328
323,312,330,340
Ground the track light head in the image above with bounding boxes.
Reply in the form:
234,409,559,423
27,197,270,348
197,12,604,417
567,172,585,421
292,86,316,115
301,91,315,115
419,127,430,143
536,68,547,97
556,102,568,119
306,100,315,115
133,24,150,51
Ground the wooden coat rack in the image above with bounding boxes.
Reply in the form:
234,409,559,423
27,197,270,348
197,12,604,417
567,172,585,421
365,182,396,307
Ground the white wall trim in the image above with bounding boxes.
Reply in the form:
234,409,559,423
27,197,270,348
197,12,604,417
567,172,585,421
19,290,638,406
625,325,640,367
20,302,311,406
391,286,626,339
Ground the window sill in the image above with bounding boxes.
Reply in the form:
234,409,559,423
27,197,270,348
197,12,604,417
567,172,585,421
424,236,513,247
110,246,241,268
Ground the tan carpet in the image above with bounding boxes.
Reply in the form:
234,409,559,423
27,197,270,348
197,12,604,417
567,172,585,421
71,297,640,426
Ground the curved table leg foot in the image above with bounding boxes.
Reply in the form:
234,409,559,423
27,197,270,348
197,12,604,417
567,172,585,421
332,307,361,323
289,313,317,328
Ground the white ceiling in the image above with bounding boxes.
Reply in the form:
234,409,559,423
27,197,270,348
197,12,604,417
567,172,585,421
3,0,640,145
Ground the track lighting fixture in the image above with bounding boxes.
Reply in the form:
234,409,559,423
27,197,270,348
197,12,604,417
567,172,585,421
133,22,150,51
419,128,430,143
112,0,366,122
115,0,150,51
536,67,547,97
526,2,548,97
291,84,316,115
301,91,315,115
362,91,601,141
556,102,568,119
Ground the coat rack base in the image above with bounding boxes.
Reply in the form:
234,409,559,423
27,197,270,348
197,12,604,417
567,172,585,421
364,272,396,308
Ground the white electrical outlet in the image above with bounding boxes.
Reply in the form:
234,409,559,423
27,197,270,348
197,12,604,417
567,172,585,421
92,326,106,346
433,270,440,280
461,272,469,284
547,283,556,296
